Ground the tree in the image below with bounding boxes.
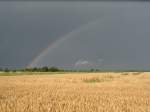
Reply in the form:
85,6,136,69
49,66,59,72
4,68,9,72
90,69,95,72
33,67,38,72
42,66,49,72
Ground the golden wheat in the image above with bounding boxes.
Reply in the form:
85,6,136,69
0,72,150,112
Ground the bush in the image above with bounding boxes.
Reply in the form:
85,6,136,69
4,68,9,72
83,77,102,83
49,67,59,72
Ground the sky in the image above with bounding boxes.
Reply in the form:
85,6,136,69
0,1,150,70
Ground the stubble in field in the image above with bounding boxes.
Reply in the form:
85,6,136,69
0,72,150,112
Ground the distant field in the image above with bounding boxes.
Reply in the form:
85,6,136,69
0,72,68,76
0,72,150,112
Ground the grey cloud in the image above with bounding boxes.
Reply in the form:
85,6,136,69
75,59,89,66
1,2,150,70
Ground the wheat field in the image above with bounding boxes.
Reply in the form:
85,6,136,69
0,72,150,112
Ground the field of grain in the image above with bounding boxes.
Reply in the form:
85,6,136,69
0,72,150,112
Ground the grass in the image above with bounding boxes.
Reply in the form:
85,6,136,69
132,72,143,75
121,72,129,76
83,76,103,83
0,72,68,76
83,75,114,83
0,72,150,112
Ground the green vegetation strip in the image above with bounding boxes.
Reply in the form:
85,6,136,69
0,72,68,76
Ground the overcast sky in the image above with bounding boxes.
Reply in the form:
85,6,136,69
0,2,150,70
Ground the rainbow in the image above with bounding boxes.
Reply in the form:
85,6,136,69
27,17,106,68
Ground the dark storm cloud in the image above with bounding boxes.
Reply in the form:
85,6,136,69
0,2,102,68
0,0,149,1
29,2,150,70
1,2,150,70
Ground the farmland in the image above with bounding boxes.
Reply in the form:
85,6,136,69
0,72,150,112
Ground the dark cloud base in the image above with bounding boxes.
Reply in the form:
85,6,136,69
0,0,149,1
1,2,150,69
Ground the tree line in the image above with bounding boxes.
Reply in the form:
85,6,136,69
0,66,62,72
0,67,101,73
0,67,148,73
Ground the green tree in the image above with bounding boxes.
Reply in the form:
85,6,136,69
42,66,49,72
49,66,59,72
4,68,9,72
